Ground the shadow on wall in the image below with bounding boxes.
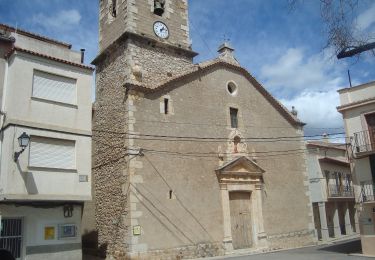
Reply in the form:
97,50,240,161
318,239,362,254
82,230,107,259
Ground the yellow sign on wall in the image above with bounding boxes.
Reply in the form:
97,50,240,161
133,225,141,236
44,226,55,240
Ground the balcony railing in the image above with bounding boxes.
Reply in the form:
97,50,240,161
327,184,355,198
359,181,375,203
353,130,375,154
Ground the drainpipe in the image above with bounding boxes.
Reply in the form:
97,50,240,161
80,49,85,64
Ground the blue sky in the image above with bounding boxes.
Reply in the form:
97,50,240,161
0,0,374,138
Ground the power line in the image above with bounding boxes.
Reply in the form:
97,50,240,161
93,128,346,141
132,118,344,130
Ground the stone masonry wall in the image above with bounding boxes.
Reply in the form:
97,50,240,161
127,40,193,86
91,41,131,258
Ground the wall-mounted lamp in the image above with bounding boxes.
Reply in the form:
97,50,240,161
14,132,30,162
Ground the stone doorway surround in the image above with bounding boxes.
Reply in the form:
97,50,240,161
215,156,268,253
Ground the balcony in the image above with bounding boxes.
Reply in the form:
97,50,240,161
353,130,375,156
327,184,355,198
359,181,375,203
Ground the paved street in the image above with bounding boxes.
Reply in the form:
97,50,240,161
208,239,372,260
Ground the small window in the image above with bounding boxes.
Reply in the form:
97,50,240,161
169,190,173,199
230,107,238,128
164,98,169,114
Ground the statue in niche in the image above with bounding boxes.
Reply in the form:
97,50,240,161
232,135,247,154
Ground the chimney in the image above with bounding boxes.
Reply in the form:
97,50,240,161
80,49,85,63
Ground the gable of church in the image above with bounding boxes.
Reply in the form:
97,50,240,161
127,60,304,128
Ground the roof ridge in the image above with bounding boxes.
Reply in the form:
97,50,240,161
126,59,304,127
6,47,94,71
0,23,72,49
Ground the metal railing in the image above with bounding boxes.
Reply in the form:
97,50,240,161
353,130,375,154
0,218,22,259
359,181,375,203
327,184,355,198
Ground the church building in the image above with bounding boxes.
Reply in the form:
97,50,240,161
89,0,316,259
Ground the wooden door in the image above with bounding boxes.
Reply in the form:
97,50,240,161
229,192,252,249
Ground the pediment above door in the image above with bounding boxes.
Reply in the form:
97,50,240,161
215,156,265,182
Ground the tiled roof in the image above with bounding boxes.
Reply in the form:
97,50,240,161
0,23,71,48
125,59,305,127
307,141,347,151
318,157,349,166
5,47,95,71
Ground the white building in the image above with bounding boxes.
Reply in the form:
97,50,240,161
337,81,375,256
306,140,358,242
0,24,93,260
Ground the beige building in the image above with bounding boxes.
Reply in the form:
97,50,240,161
89,0,315,259
337,81,375,256
306,141,358,241
0,24,93,260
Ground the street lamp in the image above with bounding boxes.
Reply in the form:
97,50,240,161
14,132,30,162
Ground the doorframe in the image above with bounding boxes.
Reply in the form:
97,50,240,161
220,183,267,252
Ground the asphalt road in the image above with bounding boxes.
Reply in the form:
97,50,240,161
214,239,371,260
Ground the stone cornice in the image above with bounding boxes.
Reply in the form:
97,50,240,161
92,31,198,65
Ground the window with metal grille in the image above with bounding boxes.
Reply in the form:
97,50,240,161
230,107,238,128
29,136,76,170
0,218,22,259
32,70,77,105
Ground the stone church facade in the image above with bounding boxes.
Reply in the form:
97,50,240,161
89,0,315,259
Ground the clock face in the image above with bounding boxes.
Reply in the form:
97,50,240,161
153,21,169,39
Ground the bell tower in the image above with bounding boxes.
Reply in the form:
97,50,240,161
95,0,197,86
91,2,197,256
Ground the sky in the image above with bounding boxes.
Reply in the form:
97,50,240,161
0,0,374,139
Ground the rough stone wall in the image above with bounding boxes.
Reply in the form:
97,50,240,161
127,40,192,86
91,41,131,258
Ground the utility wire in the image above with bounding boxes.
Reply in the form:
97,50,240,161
132,118,344,130
93,128,346,141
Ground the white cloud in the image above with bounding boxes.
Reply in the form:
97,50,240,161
280,89,344,137
260,48,345,96
32,9,81,31
356,2,375,31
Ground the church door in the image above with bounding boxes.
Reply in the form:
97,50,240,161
229,192,253,249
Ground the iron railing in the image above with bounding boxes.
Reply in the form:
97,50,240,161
327,184,355,198
353,130,375,154
0,218,22,259
359,181,375,203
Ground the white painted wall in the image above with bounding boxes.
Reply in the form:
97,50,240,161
0,42,92,201
0,204,82,260
11,32,81,64
0,126,91,200
5,53,92,134
306,144,353,203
